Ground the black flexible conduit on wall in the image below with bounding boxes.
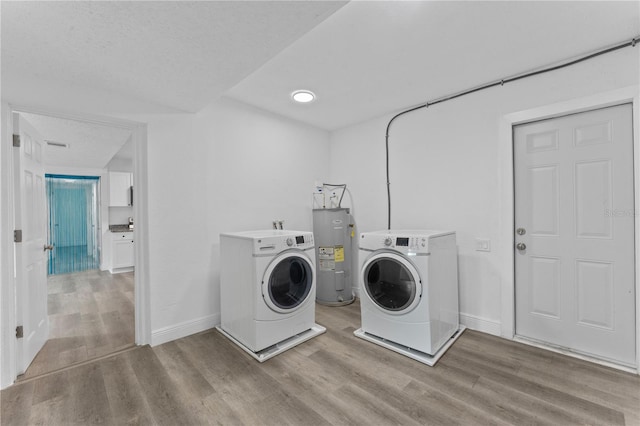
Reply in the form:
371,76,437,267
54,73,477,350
385,36,640,230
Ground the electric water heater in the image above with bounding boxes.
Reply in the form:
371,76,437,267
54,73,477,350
312,208,355,306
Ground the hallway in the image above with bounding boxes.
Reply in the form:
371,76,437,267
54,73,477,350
19,270,134,380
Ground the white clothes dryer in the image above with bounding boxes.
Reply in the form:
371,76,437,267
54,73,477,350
218,230,325,361
354,230,464,365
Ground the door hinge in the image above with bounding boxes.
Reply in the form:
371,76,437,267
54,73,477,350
12,134,20,147
14,229,22,243
16,325,23,339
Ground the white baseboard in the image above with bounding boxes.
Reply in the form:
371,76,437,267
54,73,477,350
109,266,134,274
150,313,220,347
459,312,501,336
513,336,639,374
148,311,498,347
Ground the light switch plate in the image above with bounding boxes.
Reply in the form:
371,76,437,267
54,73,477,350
476,238,491,252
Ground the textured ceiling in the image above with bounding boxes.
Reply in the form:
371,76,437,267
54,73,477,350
1,1,346,113
21,113,133,169
226,1,640,130
2,1,639,168
2,1,346,167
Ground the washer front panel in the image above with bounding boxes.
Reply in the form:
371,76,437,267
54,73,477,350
263,251,315,314
362,251,422,315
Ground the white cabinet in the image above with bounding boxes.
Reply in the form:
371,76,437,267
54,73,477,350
110,232,134,272
109,172,133,207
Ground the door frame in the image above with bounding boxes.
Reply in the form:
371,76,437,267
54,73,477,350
0,104,151,388
498,85,640,373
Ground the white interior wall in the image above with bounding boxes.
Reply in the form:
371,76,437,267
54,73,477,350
108,208,134,226
106,146,134,227
106,158,134,172
1,93,331,388
96,110,209,345
106,135,134,173
115,98,330,345
141,112,211,344
201,97,330,341
203,97,329,233
329,47,639,335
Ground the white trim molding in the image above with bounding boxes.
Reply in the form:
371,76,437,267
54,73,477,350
151,314,220,347
498,85,640,373
0,103,17,389
459,312,501,337
132,123,151,347
0,105,150,389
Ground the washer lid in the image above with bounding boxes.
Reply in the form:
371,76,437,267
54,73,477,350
361,251,422,314
262,251,315,314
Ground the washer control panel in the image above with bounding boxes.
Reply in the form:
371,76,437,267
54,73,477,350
255,232,314,252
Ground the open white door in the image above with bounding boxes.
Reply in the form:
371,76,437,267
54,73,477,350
13,112,49,373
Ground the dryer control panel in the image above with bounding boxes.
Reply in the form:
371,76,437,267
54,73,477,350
381,235,428,253
360,230,455,254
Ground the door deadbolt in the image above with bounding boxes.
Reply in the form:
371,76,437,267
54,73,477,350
516,242,526,251
516,228,526,235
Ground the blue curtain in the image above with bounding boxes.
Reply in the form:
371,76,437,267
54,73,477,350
46,175,100,275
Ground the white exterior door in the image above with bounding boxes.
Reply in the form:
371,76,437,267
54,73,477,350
13,113,49,373
514,103,636,367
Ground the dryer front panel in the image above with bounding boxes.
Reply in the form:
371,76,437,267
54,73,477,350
262,251,315,314
361,251,422,314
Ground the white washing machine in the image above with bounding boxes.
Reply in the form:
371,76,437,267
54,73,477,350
217,230,325,361
354,230,464,365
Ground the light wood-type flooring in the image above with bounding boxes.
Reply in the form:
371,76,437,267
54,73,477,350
18,270,135,380
2,300,639,425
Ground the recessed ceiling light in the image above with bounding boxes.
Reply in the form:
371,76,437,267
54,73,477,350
291,90,316,103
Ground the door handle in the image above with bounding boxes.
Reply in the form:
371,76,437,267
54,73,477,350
43,244,54,251
516,242,526,251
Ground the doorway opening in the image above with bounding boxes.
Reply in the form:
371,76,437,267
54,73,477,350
513,103,635,368
46,174,101,275
13,111,140,381
499,87,640,373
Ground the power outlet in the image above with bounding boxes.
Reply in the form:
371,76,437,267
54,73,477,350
476,238,491,252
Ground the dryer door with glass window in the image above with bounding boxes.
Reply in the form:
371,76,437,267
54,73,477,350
262,251,315,314
361,251,422,314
